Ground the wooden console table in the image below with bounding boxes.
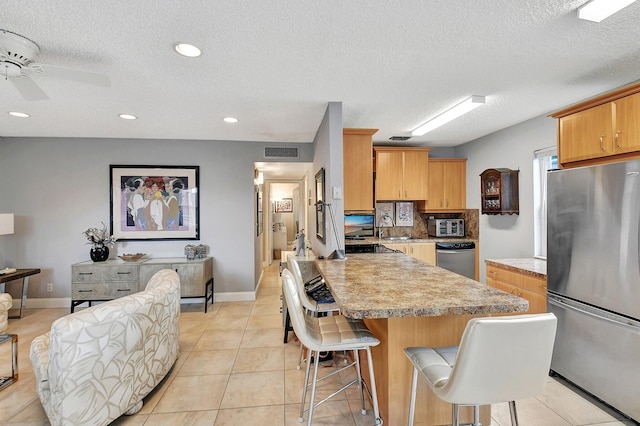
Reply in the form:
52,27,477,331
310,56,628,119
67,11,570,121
71,258,213,313
0,268,41,319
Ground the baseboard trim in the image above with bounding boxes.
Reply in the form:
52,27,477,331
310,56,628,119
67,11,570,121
24,292,258,309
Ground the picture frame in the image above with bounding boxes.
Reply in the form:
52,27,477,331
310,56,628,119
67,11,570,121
315,168,325,242
395,201,414,227
274,198,293,213
375,202,394,227
256,190,263,237
110,165,200,240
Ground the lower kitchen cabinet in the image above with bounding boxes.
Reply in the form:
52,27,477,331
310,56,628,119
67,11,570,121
485,264,547,314
382,242,436,265
71,257,213,312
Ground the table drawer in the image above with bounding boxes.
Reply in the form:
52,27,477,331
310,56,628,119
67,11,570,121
72,282,138,300
72,266,99,282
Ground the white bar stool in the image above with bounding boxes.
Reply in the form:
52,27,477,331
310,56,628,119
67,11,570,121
404,313,557,426
281,268,383,426
286,254,341,368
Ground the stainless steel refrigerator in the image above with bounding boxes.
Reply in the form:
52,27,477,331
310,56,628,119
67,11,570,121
547,159,640,423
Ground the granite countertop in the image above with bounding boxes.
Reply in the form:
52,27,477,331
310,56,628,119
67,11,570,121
485,258,547,279
315,253,528,319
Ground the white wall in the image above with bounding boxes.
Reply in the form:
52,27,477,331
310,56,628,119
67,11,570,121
0,137,313,303
456,114,557,281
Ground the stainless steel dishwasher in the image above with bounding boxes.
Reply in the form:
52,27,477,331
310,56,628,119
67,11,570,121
435,241,476,279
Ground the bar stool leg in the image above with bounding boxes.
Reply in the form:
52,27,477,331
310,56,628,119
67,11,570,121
408,367,418,425
307,351,321,426
365,347,383,425
299,349,313,423
509,401,519,426
354,349,366,414
452,403,460,426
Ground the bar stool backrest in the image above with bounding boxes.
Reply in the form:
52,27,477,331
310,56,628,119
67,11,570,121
439,313,557,405
287,254,319,312
281,268,322,351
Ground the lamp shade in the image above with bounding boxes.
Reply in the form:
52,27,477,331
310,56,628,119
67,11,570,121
0,214,14,236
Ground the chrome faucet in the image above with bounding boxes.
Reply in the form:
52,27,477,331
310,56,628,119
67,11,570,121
377,213,395,239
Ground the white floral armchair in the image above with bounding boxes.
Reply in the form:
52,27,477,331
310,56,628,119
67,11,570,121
30,269,180,426
0,292,12,332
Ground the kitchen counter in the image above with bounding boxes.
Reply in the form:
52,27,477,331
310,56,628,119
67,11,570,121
485,258,547,279
316,253,527,319
314,253,528,425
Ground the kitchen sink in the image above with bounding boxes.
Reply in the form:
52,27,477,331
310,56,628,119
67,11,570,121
381,236,414,241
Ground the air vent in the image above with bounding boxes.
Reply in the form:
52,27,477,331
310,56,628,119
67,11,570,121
389,136,412,141
264,146,299,159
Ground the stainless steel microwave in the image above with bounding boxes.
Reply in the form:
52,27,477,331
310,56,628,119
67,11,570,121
427,218,465,237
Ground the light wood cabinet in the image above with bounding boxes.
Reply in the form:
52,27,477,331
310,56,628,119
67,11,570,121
374,147,430,201
485,264,547,314
408,242,436,264
551,83,640,167
420,158,466,211
343,128,377,211
382,242,435,264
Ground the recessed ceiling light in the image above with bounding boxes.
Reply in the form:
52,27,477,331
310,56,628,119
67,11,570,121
223,117,239,123
119,114,137,120
174,43,201,58
8,111,30,118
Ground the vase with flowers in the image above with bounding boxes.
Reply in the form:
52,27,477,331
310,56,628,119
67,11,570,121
83,222,117,262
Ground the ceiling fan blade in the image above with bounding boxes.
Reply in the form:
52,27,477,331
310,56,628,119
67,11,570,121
10,76,49,101
40,63,110,87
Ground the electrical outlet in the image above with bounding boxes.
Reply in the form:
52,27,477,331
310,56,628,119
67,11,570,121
47,283,53,292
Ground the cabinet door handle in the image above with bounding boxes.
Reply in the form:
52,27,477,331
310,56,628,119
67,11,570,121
615,130,621,148
117,289,131,292
79,272,93,276
599,135,606,151
78,289,93,293
117,272,131,275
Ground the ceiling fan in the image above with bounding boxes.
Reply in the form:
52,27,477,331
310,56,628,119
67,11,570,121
0,29,110,101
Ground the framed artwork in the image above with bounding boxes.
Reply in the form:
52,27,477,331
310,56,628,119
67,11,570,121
376,202,394,227
256,190,263,236
110,165,200,240
315,168,325,242
395,202,414,227
275,198,293,213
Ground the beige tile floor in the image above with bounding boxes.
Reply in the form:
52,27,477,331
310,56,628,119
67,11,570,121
0,262,636,425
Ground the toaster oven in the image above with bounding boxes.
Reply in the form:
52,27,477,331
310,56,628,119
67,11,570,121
427,218,465,237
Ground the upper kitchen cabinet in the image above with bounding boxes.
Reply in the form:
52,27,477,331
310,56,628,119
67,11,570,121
480,168,519,215
418,158,466,212
374,147,430,201
343,128,377,211
551,82,640,168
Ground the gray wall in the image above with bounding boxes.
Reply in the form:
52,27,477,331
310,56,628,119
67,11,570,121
456,114,557,281
310,102,344,258
0,136,313,304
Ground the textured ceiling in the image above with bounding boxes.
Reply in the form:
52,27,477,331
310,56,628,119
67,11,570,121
2,0,640,149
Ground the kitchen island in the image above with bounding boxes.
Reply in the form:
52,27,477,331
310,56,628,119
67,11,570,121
315,253,528,426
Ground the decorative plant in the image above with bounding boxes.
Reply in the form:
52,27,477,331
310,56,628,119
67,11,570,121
83,222,117,248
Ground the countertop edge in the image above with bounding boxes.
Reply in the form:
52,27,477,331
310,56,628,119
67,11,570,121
485,258,547,279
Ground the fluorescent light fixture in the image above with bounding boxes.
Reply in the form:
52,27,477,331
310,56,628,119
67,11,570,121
223,117,238,123
119,114,137,120
412,95,486,136
8,111,29,118
578,0,637,22
174,43,201,58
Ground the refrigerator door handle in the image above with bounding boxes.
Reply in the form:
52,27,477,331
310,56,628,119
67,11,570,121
548,295,640,335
